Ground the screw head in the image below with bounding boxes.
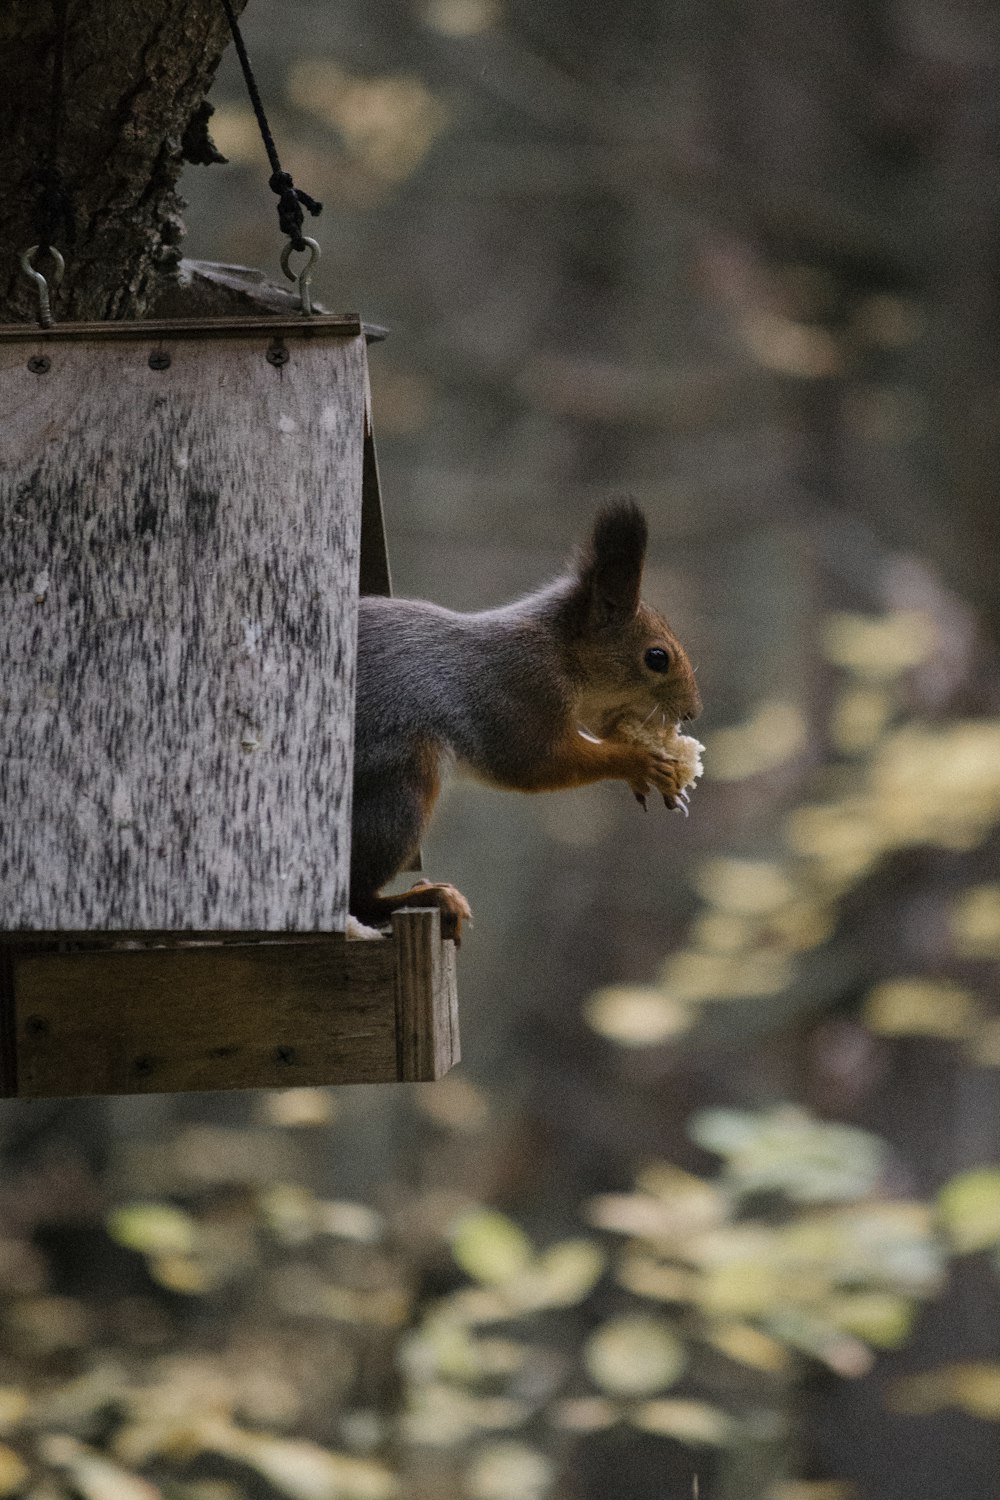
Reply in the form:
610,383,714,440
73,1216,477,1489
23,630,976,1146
27,355,51,375
266,342,290,368
148,349,171,370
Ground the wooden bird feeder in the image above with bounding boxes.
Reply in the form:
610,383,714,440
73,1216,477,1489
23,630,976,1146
0,315,459,1098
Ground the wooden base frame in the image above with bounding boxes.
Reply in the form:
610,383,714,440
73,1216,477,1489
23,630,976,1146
0,908,459,1098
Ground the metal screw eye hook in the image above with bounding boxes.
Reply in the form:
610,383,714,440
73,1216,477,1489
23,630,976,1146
20,245,65,329
280,235,320,317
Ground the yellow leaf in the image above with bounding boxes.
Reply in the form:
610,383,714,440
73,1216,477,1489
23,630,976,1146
660,948,792,1004
822,611,936,679
693,858,797,916
465,1441,554,1500
259,1185,318,1245
548,1398,618,1432
589,1165,725,1246
831,686,895,754
511,1239,605,1309
825,1292,915,1348
630,1399,733,1446
616,1252,699,1304
889,1362,1000,1421
873,721,1000,852
766,899,836,952
766,1311,873,1377
584,985,691,1047
467,1397,533,1432
315,1201,385,1243
107,1203,196,1257
786,800,884,887
150,1255,210,1296
259,1089,338,1128
208,1428,399,1500
950,1362,1000,1419
0,1444,28,1497
952,885,1000,959
583,1317,686,1397
865,978,976,1039
697,1259,788,1319
704,700,806,781
704,1322,789,1373
938,1167,1000,1252
38,1436,161,1500
450,1211,533,1286
402,1383,477,1447
0,1391,29,1437
688,912,757,953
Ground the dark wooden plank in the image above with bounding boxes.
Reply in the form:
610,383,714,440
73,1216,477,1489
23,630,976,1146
7,938,399,1096
393,908,461,1081
0,327,366,933
0,910,460,1097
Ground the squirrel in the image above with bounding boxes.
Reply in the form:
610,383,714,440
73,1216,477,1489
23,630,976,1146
349,501,701,942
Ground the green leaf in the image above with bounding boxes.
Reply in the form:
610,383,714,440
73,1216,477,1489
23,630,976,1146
938,1167,1000,1252
106,1202,196,1257
450,1211,533,1286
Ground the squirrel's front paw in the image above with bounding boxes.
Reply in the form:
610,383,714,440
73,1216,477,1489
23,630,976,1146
622,743,686,803
411,880,473,945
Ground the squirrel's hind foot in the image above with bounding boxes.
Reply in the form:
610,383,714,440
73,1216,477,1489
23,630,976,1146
350,881,472,945
409,880,473,944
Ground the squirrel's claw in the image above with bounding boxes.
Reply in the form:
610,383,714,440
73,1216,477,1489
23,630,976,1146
634,791,648,811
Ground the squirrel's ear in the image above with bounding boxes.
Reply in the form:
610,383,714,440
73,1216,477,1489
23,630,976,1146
573,501,647,629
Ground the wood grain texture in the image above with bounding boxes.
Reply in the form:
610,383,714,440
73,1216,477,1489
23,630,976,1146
0,323,366,933
393,907,461,1081
0,911,459,1096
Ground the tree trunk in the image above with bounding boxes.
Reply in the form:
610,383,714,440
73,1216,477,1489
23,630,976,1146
0,0,247,323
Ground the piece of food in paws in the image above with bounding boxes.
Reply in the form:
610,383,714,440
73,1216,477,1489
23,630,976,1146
613,716,705,812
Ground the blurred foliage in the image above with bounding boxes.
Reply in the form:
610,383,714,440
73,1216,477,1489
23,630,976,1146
4,1092,1000,1499
584,606,1000,1051
4,0,1000,1496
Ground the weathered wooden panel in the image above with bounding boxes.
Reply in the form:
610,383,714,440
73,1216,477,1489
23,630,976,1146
0,320,366,933
0,910,459,1097
393,907,461,1080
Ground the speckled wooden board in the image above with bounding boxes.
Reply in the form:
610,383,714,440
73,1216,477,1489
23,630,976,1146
0,321,366,933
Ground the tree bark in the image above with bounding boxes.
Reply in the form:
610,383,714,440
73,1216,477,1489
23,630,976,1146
0,0,247,323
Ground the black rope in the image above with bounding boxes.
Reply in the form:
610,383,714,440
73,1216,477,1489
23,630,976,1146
35,0,74,256
218,0,322,251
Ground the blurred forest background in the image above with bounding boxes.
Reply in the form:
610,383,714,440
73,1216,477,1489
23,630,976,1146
4,0,1000,1497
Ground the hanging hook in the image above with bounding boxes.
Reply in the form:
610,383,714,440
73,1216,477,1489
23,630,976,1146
280,236,320,317
20,244,65,329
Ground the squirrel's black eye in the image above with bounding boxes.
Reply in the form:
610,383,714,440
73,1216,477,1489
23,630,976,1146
644,647,671,674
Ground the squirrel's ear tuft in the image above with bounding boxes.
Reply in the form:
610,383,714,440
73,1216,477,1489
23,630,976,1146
573,500,648,629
